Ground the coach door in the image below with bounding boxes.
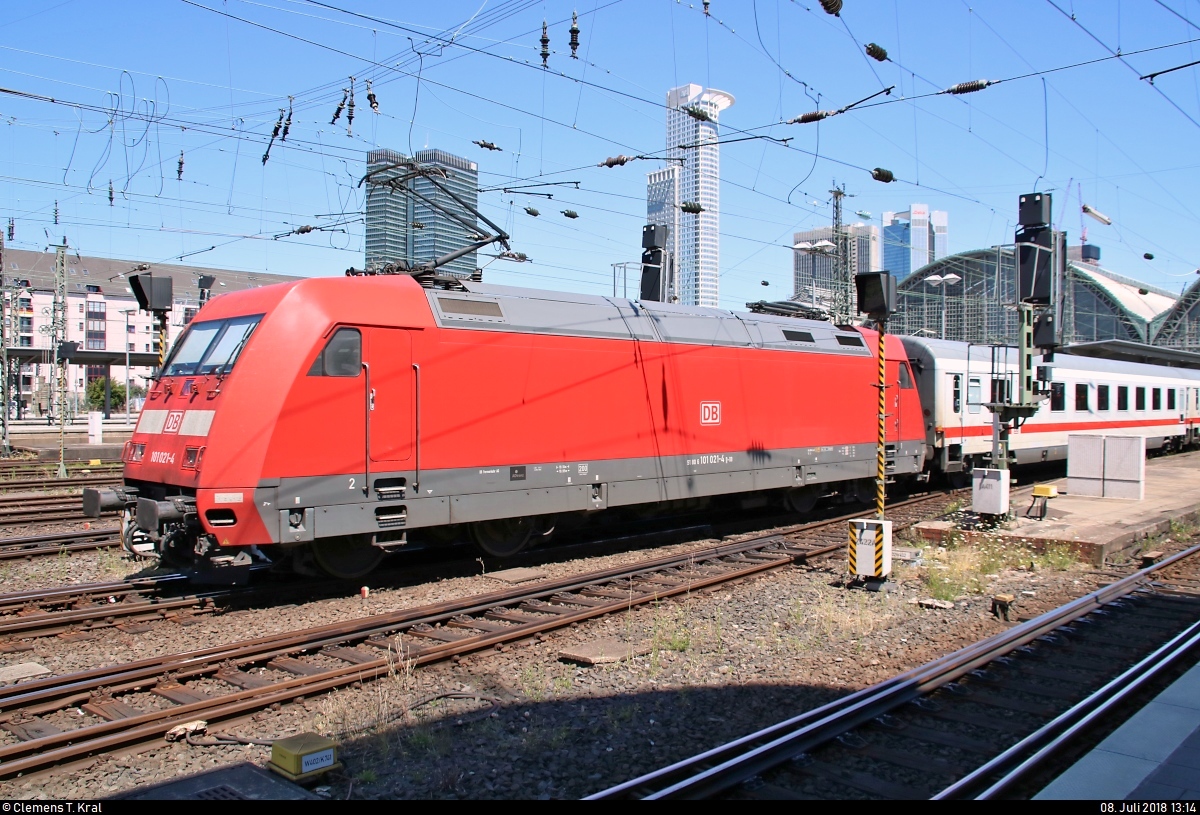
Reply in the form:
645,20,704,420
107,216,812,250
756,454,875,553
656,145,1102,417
365,328,413,468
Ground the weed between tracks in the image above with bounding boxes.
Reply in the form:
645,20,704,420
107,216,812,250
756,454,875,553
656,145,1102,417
915,531,1081,601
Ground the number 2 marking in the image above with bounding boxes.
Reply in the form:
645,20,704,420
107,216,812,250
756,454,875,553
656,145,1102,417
348,478,356,489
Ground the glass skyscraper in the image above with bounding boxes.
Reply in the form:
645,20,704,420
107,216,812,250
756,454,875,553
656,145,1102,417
365,148,480,278
882,205,948,280
646,84,734,307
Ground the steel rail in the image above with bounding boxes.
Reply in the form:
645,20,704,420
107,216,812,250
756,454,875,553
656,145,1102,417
586,542,1200,799
936,610,1200,799
0,492,955,779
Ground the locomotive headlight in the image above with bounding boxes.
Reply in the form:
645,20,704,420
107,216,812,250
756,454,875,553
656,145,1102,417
127,443,145,463
183,446,205,470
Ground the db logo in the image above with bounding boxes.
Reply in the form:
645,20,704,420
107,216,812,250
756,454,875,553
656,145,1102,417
700,402,722,425
163,411,184,434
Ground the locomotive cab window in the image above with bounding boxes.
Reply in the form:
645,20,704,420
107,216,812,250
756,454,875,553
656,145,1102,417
1097,385,1110,411
898,363,913,389
162,314,263,377
1050,382,1066,412
308,328,361,377
1075,383,1089,412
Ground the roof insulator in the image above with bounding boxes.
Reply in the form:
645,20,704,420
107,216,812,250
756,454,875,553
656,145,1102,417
680,201,704,214
870,167,895,183
865,43,888,62
944,79,994,95
787,110,831,125
569,11,581,58
819,0,843,16
540,20,550,68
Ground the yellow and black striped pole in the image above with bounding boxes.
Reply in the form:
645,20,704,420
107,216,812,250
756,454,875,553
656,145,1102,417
874,318,887,577
157,311,168,371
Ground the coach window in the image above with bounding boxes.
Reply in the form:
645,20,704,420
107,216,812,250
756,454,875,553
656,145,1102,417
951,375,962,414
1097,385,1110,411
1118,386,1129,411
308,328,361,377
1050,382,1065,412
1152,388,1162,411
1075,383,1089,412
1169,389,1177,411
968,377,982,414
1136,387,1146,411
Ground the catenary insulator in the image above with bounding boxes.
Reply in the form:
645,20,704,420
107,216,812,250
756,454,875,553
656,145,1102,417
944,79,994,95
540,21,550,68
108,180,114,206
177,151,184,181
53,201,58,225
865,43,887,61
599,155,633,168
346,78,355,136
367,80,379,113
570,11,580,58
271,110,284,140
295,225,313,235
788,110,831,124
7,218,13,241
703,0,711,15
870,167,895,183
331,89,348,125
281,98,293,141
820,0,842,16
680,201,704,214
682,104,711,122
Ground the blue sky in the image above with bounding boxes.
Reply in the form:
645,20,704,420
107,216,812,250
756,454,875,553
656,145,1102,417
3,0,1200,308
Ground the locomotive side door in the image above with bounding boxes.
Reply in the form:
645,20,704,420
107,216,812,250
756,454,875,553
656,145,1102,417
366,328,413,466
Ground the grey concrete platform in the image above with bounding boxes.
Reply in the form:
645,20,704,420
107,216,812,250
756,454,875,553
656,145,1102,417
918,449,1200,565
1036,659,1200,800
113,762,319,800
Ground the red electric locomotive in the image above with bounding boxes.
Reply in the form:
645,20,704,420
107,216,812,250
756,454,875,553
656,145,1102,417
84,274,926,581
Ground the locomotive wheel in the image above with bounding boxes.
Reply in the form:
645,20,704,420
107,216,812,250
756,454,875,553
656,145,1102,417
471,516,538,558
311,534,384,579
783,486,820,514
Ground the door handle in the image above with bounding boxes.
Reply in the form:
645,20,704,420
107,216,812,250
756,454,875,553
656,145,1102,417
370,388,376,411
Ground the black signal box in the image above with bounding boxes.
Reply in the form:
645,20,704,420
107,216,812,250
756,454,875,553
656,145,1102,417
855,271,897,318
129,273,173,312
56,341,78,362
642,224,668,250
1019,192,1051,227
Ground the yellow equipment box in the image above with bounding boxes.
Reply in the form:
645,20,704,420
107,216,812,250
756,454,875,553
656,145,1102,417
267,733,342,783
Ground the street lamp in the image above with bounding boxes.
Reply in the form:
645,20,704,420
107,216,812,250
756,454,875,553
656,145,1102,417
924,272,961,339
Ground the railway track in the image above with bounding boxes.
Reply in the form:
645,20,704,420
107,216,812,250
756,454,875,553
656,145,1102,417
0,490,120,527
0,474,120,494
0,528,122,560
0,492,954,780
589,544,1200,800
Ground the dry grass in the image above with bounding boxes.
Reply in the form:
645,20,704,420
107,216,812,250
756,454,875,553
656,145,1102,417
920,534,1081,600
783,585,912,649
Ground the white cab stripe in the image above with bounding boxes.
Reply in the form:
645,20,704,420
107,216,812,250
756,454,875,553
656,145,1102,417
137,410,168,434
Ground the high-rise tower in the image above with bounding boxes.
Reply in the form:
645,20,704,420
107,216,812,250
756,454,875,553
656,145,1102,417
646,84,734,307
882,204,948,280
366,148,480,278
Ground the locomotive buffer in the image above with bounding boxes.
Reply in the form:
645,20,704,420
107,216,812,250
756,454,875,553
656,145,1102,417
848,272,897,589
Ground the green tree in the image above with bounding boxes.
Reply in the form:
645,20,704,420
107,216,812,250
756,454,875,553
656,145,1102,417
85,378,126,411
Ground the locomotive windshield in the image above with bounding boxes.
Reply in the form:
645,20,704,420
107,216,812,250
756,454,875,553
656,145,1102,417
162,314,263,376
